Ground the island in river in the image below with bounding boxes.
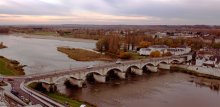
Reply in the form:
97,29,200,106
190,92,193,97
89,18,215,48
57,47,113,61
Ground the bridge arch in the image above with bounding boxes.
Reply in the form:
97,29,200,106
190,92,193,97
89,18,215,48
124,65,143,77
142,62,156,69
85,72,103,83
126,65,140,73
106,68,123,82
53,76,69,84
142,62,157,73
159,61,168,64
170,59,181,64
157,61,169,66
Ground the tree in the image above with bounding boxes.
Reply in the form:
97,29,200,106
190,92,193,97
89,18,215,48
212,42,220,49
150,51,161,57
139,41,151,48
96,39,105,53
108,35,121,54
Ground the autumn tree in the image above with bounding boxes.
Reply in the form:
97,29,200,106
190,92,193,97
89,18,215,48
96,39,105,53
150,51,161,57
139,41,151,48
108,35,121,54
212,42,220,49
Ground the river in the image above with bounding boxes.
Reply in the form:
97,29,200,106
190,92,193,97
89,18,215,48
0,35,102,75
58,71,220,107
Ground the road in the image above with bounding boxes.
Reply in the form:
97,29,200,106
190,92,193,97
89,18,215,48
6,77,48,107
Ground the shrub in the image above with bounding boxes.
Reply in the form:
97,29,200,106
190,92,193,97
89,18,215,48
118,52,132,59
150,51,161,57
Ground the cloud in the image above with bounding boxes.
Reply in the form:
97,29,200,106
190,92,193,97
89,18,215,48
0,0,219,25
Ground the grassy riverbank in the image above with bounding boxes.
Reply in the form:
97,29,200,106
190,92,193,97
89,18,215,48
171,66,220,80
0,56,25,76
28,82,95,107
27,31,58,36
57,47,113,61
46,92,95,107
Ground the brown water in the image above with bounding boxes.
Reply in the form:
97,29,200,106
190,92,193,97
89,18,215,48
58,71,220,107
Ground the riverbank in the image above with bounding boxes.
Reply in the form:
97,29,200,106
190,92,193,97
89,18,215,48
11,33,97,43
171,65,220,80
28,82,95,107
0,56,25,76
57,47,113,61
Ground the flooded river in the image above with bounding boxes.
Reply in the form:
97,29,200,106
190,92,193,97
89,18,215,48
0,35,102,75
59,71,220,107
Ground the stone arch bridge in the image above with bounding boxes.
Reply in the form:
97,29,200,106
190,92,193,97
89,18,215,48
26,55,192,92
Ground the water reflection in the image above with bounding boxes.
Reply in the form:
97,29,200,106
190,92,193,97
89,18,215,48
192,77,220,92
0,35,102,74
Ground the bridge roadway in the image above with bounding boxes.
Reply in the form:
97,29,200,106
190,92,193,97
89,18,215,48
5,55,189,107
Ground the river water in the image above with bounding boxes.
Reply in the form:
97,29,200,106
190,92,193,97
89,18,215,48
58,71,220,107
0,35,102,75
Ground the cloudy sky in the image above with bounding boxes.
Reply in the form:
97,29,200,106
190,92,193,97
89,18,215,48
0,0,219,25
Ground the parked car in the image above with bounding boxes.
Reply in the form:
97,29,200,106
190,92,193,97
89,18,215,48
11,90,19,96
87,65,94,69
7,78,14,81
116,60,122,64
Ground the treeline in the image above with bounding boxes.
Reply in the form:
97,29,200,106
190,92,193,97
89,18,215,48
0,28,10,34
96,33,153,54
96,35,220,56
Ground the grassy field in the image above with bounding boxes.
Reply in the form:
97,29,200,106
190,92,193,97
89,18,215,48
28,31,58,36
28,82,95,107
46,92,95,107
0,56,25,76
57,47,113,61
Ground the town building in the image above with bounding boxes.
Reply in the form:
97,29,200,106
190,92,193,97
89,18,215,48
139,45,168,56
195,48,220,68
167,46,191,55
139,45,191,56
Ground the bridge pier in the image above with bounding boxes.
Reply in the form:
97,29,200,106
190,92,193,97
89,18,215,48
41,82,57,92
94,74,106,83
131,68,143,75
68,77,85,88
158,63,170,70
115,71,126,79
146,66,158,72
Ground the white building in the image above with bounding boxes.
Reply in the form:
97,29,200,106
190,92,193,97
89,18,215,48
196,56,220,68
139,45,191,56
139,45,168,56
195,49,220,68
153,32,167,38
167,46,191,55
